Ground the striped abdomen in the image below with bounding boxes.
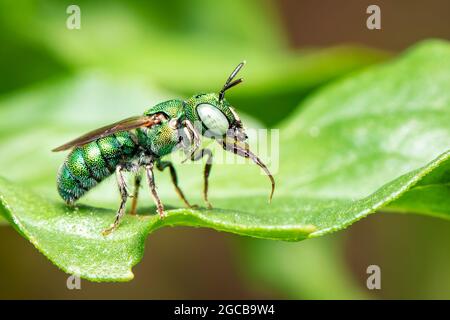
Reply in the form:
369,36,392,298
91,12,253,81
57,131,138,203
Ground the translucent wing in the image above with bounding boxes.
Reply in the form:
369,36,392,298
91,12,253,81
52,115,164,152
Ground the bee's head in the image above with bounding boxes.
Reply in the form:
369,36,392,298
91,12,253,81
184,62,247,141
183,62,275,202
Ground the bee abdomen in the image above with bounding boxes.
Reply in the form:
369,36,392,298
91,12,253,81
57,161,89,204
57,131,138,203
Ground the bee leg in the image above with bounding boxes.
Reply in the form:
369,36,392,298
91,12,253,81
191,148,213,209
129,172,142,216
220,139,275,203
156,160,195,208
181,120,201,163
145,163,165,218
102,165,129,235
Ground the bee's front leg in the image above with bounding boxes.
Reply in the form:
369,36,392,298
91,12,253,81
181,119,201,162
145,163,165,219
102,164,129,235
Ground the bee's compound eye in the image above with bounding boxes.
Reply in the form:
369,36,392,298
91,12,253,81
196,103,229,136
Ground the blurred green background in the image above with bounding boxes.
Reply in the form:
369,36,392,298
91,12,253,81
1,0,450,299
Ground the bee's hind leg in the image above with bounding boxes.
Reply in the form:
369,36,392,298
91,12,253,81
102,164,129,235
156,160,195,208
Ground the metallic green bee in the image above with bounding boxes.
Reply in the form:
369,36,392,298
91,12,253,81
53,62,275,235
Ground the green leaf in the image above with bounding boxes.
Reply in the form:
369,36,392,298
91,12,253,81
0,40,449,281
0,176,313,282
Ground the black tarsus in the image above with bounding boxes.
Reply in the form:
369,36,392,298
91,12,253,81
190,148,214,209
156,160,193,208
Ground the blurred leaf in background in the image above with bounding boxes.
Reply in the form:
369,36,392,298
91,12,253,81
0,0,387,124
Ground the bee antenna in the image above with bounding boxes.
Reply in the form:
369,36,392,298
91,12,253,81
219,61,246,102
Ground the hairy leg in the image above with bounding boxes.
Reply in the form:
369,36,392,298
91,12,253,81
146,163,165,218
129,172,142,215
102,165,129,235
156,160,193,208
191,148,213,209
